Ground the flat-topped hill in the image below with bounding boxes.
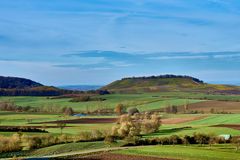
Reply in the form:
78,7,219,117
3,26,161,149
102,75,240,94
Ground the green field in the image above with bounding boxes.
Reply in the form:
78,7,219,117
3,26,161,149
145,114,240,137
1,92,240,159
146,124,240,138
185,114,240,125
0,93,206,112
115,144,240,160
0,112,114,136
0,141,119,158
137,99,203,111
0,92,239,113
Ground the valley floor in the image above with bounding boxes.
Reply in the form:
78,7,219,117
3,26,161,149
1,92,240,159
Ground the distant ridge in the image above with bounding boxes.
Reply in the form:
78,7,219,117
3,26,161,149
59,85,102,91
102,74,240,94
0,76,75,96
0,76,43,89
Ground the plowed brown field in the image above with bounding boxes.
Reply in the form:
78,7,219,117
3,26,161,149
40,118,117,124
161,116,207,124
73,153,176,160
184,100,240,113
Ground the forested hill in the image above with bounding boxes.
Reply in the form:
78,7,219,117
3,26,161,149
102,75,240,94
0,76,75,96
0,76,43,89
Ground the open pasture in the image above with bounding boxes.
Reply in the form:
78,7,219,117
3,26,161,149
185,114,240,125
147,125,240,137
0,93,206,112
0,111,64,125
1,112,240,137
1,92,240,159
114,144,240,160
182,100,240,113
146,114,240,137
0,111,114,135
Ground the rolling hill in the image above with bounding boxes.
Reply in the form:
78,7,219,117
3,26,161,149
0,76,43,89
0,76,75,96
102,75,240,94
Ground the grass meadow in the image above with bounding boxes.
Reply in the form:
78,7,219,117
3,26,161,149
115,144,240,160
0,94,205,112
1,92,240,159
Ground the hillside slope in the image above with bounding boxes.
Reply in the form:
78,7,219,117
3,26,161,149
0,76,43,89
0,76,75,96
102,75,240,94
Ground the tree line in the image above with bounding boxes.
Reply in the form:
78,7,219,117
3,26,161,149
122,75,204,84
0,101,74,115
0,88,110,96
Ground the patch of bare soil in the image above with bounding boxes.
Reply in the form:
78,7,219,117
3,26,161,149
161,116,207,124
72,153,176,160
184,100,240,113
39,118,117,124
212,124,240,130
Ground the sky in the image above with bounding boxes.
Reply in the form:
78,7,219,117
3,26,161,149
0,0,240,85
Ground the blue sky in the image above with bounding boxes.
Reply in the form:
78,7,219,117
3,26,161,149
0,0,240,85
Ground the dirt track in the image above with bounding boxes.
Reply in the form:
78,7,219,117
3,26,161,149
212,124,240,130
73,153,176,160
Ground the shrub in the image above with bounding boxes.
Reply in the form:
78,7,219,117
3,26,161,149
63,107,74,116
0,134,21,153
70,96,106,102
78,131,92,141
91,130,104,140
71,96,90,102
123,136,141,146
193,133,210,145
127,107,139,116
112,113,161,138
114,104,126,115
21,135,41,150
104,135,116,144
169,135,182,145
231,137,240,151
158,137,170,145
183,135,195,145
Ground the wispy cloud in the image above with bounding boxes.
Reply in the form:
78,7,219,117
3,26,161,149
146,51,240,60
213,53,240,58
109,61,135,67
148,55,208,60
0,1,240,85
